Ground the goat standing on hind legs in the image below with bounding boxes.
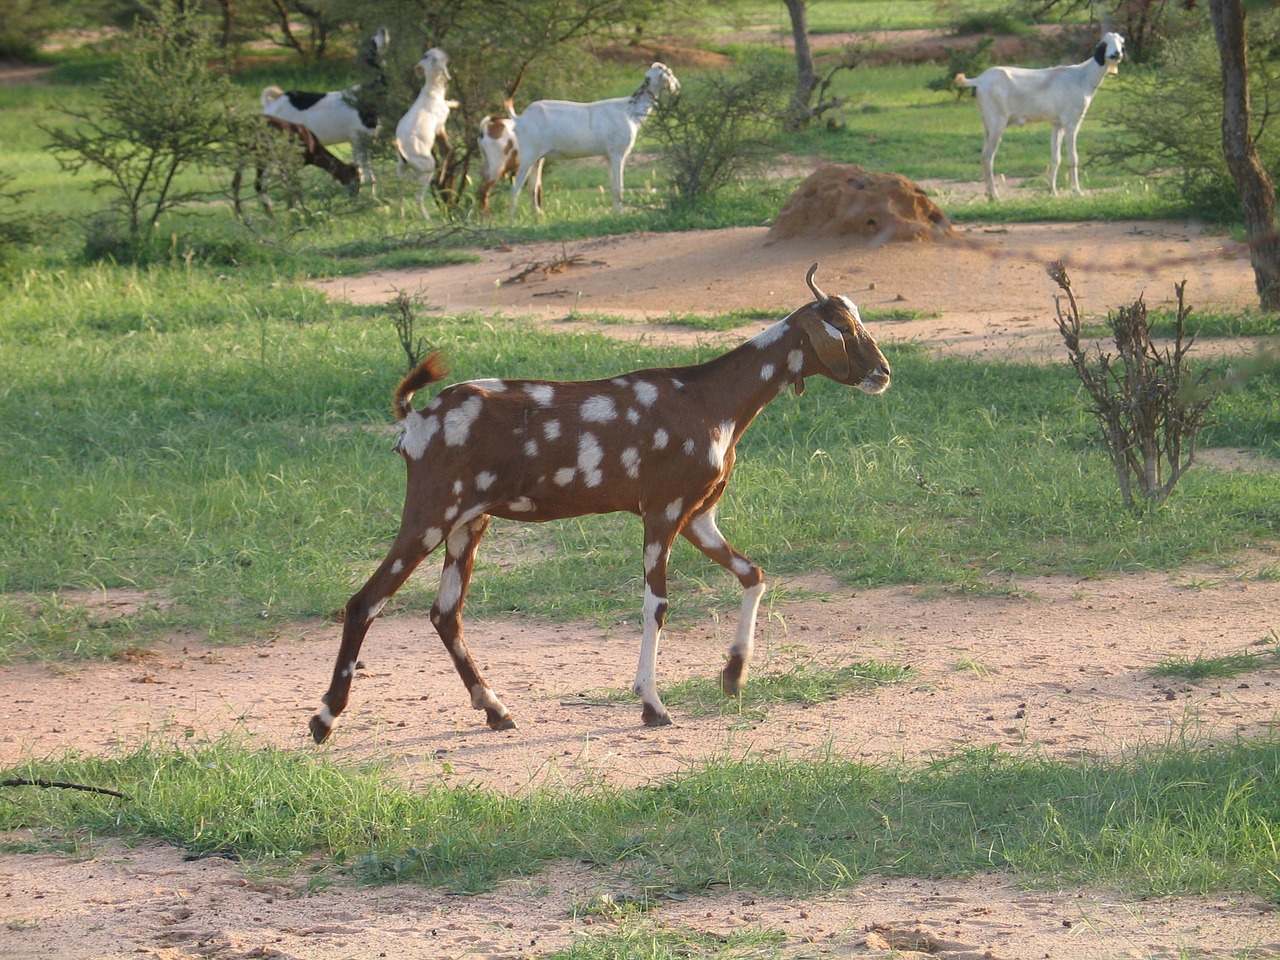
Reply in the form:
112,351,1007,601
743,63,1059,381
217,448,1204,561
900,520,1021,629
309,264,890,743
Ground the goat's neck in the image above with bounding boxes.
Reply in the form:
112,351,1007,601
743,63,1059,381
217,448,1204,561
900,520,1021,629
416,74,449,104
682,319,810,433
626,80,660,123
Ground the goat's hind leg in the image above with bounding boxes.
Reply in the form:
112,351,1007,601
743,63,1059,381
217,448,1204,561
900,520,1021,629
310,533,429,743
431,514,515,730
682,508,765,697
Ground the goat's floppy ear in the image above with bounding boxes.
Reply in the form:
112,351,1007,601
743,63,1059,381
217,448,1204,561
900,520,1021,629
1093,41,1106,66
798,308,852,380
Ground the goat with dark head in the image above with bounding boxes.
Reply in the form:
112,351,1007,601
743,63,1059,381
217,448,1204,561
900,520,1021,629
309,263,890,742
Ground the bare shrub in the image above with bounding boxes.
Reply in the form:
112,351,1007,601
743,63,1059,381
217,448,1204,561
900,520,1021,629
1049,262,1216,507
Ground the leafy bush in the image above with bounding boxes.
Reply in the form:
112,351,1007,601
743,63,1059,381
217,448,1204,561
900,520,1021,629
1097,9,1280,222
648,59,790,210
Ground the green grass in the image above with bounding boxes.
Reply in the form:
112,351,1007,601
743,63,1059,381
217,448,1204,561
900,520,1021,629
2,264,1279,660
2,738,1278,900
1151,632,1280,681
565,652,910,718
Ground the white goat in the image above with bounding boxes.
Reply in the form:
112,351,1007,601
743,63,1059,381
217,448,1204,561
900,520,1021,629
261,26,389,195
507,62,680,217
476,114,519,214
954,32,1125,200
308,264,890,741
395,47,454,218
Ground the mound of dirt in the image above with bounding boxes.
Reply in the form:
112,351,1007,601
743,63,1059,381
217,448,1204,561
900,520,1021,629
767,164,955,245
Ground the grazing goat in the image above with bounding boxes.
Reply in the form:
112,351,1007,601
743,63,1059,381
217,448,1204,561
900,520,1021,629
261,26,389,195
955,31,1125,200
395,47,454,218
233,116,360,216
507,62,680,217
309,264,891,743
476,114,520,214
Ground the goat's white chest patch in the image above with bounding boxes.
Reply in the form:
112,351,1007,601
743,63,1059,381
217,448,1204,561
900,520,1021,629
443,397,483,446
788,349,804,374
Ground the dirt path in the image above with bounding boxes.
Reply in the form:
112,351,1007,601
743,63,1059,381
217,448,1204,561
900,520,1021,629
5,220,1280,960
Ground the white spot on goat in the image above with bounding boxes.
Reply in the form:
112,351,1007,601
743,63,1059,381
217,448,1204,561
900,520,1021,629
709,421,734,469
444,504,459,522
683,438,696,456
788,349,804,373
665,498,684,522
525,383,554,405
476,471,496,491
554,467,575,486
760,363,776,381
444,396,483,446
581,395,617,423
423,527,444,551
632,381,658,406
621,447,640,478
653,428,669,450
578,433,604,487
462,378,508,392
399,413,439,460
524,439,539,457
751,320,787,348
506,497,535,512
453,479,464,496
543,419,561,441
626,408,640,424
644,541,665,573
437,566,462,612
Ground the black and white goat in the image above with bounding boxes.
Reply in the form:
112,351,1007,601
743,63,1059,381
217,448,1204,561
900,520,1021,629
261,26,390,195
955,32,1125,200
507,62,680,217
309,264,891,743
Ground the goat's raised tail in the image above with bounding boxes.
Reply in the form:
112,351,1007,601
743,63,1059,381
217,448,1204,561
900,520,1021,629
394,350,449,420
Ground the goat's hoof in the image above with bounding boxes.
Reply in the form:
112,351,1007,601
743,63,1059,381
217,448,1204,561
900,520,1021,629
308,715,333,744
720,658,747,696
642,708,673,727
487,714,518,731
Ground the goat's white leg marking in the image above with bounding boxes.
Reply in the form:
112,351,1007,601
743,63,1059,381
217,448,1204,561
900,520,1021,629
682,509,766,697
635,532,678,726
429,515,514,730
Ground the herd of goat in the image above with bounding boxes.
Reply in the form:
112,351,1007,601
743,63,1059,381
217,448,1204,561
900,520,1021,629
246,27,1125,216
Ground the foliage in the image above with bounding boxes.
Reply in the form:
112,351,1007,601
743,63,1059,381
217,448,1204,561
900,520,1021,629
40,0,253,256
1016,0,1180,61
0,172,42,264
927,35,995,98
648,59,790,209
1097,9,1280,222
1050,263,1218,508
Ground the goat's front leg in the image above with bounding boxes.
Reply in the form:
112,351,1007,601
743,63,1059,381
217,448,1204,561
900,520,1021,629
1048,123,1065,196
981,122,1005,201
432,515,515,730
310,534,428,743
609,153,626,214
682,507,765,696
1065,121,1084,195
354,133,376,197
635,517,679,726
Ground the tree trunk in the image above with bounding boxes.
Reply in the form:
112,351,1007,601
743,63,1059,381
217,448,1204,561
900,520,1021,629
783,0,816,129
1208,0,1280,310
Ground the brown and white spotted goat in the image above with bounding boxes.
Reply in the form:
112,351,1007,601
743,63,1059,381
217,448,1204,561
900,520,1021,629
309,264,890,742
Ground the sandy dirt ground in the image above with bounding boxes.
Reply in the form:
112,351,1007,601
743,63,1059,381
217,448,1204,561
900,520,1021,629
4,216,1280,959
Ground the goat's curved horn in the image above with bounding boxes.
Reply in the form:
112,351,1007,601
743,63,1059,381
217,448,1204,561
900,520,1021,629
806,262,828,302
